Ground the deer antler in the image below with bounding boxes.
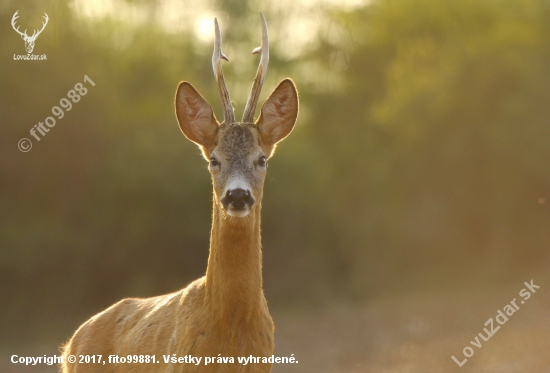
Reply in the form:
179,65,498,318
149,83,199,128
242,13,269,123
212,18,235,125
30,13,49,39
11,11,28,38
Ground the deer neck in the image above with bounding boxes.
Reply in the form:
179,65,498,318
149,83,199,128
204,199,264,315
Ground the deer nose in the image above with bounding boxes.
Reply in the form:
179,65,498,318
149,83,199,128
221,188,254,211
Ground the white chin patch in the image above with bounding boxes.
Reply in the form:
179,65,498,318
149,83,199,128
227,207,250,217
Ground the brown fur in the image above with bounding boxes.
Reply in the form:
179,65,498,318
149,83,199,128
60,79,298,373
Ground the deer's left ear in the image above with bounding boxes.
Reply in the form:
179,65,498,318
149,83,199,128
256,79,298,146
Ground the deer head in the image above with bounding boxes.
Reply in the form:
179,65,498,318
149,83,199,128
11,11,49,54
175,14,299,218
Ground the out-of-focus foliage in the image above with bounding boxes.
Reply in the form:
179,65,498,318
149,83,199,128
0,0,549,347
304,0,550,298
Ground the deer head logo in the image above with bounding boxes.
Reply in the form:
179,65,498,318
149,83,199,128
11,11,49,54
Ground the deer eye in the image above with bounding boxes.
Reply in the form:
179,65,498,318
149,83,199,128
257,156,267,167
210,157,220,167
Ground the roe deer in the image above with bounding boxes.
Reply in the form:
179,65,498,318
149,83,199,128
60,13,298,373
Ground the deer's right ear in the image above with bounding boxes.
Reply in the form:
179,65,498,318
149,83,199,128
256,79,299,147
175,82,219,147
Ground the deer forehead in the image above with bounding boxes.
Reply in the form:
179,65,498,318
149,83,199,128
215,124,261,161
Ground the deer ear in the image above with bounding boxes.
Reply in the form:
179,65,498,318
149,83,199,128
175,82,219,147
256,79,299,146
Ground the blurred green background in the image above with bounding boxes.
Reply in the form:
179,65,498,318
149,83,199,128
1,0,549,371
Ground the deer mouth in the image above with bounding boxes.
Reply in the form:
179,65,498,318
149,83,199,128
226,207,251,217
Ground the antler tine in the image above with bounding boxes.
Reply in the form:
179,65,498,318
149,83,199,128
212,18,235,124
11,11,27,37
34,13,49,37
242,13,269,123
